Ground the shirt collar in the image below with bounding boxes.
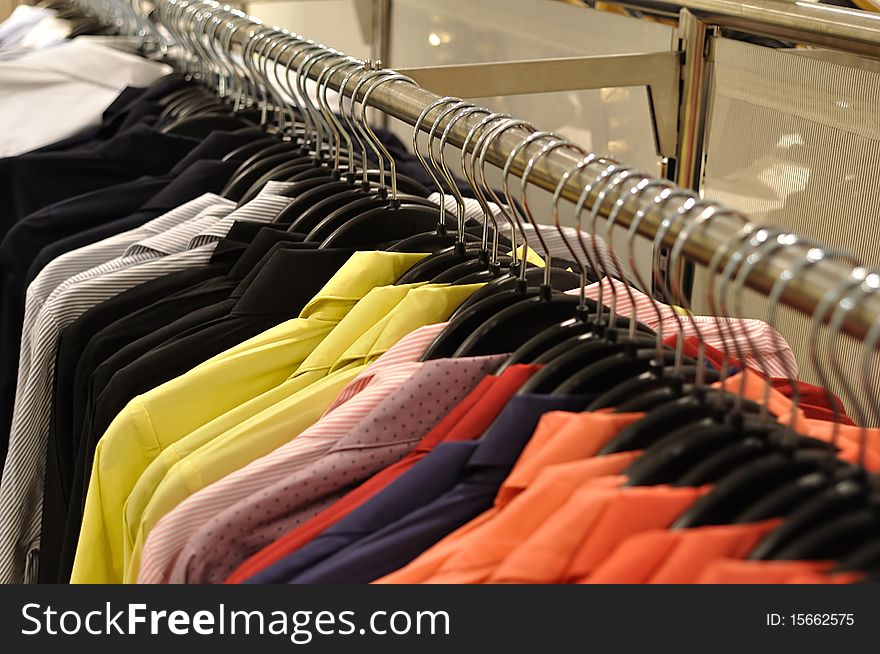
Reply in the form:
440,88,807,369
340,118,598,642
122,201,233,257
187,191,294,249
332,283,484,371
139,161,239,213
90,124,197,173
230,248,356,316
498,410,643,503
226,232,313,283
467,394,592,469
170,130,270,174
300,251,430,319
294,284,420,375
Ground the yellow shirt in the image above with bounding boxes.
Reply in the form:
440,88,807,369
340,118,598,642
70,251,426,584
120,282,482,583
118,282,427,579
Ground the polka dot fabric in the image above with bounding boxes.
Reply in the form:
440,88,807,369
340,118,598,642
152,351,503,584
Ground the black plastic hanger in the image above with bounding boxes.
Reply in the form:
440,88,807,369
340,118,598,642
560,347,698,394
735,466,850,524
222,136,283,162
672,448,843,528
319,200,450,249
599,389,765,454
749,469,871,559
278,170,430,224
455,267,583,318
675,239,877,533
589,364,721,410
833,533,880,573
743,247,878,560
456,291,593,357
237,159,344,205
221,148,311,200
623,416,828,487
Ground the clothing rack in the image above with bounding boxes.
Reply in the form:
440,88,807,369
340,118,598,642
148,0,880,345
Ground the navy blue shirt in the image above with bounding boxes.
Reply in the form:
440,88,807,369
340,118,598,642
255,394,589,584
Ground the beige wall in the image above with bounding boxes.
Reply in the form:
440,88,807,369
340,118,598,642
1,0,18,22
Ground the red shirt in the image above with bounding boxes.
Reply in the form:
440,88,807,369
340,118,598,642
225,364,540,583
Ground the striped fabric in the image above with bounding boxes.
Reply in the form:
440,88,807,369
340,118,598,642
14,201,236,419
574,278,798,378
22,192,231,346
137,322,447,584
0,183,297,584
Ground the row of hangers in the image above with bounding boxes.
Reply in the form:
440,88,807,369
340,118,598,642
29,0,147,39
143,0,880,577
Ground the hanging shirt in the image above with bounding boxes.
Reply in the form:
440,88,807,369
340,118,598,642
123,284,482,584
120,282,465,580
0,130,258,475
17,197,234,392
68,250,428,584
32,197,234,584
583,520,782,583
126,284,436,582
0,123,195,243
76,239,321,444
25,129,261,286
284,394,589,584
0,183,296,584
575,278,798,378
50,244,345,584
376,411,645,584
232,364,540,584
487,484,709,584
380,369,874,585
165,352,504,585
0,39,171,157
0,128,204,459
489,383,878,584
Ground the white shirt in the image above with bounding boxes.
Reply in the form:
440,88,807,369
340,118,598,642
0,39,170,156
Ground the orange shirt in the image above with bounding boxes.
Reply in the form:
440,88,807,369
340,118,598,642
412,455,639,584
376,410,644,584
581,520,780,583
381,369,878,585
487,484,708,583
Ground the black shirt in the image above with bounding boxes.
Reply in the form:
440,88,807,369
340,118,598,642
0,130,260,454
23,127,265,287
56,246,355,582
0,124,198,240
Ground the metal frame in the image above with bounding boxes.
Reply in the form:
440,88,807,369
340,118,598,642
399,52,682,159
585,0,880,193
595,0,880,59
